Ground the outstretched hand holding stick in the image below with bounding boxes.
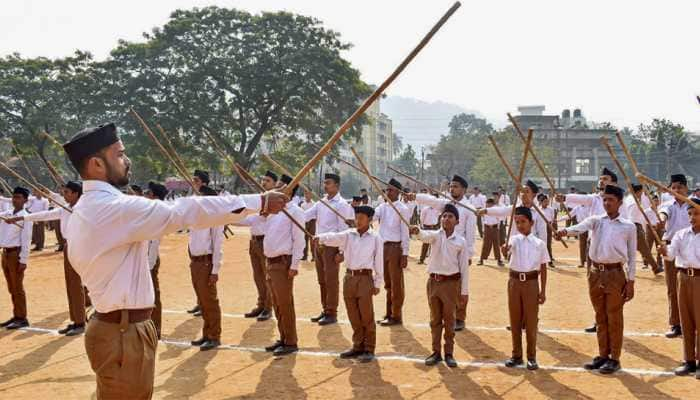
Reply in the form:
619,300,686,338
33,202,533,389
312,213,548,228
0,161,72,213
637,173,700,213
387,165,477,215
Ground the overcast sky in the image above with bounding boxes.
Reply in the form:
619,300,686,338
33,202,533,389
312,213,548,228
2,0,698,133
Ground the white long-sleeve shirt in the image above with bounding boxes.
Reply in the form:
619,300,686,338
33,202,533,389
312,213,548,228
239,214,267,236
64,180,261,314
508,233,550,272
415,193,476,259
565,193,605,217
27,197,50,213
624,194,651,226
420,205,440,226
374,200,411,256
147,239,160,270
188,225,224,274
470,193,487,209
415,228,469,295
304,193,354,235
0,209,32,264
565,214,637,280
317,228,384,288
263,202,306,270
666,227,700,268
487,204,547,242
659,200,690,241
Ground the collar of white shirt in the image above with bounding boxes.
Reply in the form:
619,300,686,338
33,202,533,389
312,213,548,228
83,180,123,196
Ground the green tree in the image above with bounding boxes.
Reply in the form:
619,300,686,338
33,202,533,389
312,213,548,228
391,144,419,176
636,119,698,179
428,113,494,180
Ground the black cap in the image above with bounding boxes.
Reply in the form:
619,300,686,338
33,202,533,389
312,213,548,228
670,174,687,186
631,183,643,192
280,174,292,185
148,181,168,200
604,185,624,199
194,170,210,185
354,205,375,218
63,123,119,170
525,180,539,194
601,167,618,183
65,180,83,195
264,170,278,182
13,186,30,198
199,185,218,196
388,178,403,191
692,198,700,207
536,193,547,202
130,184,143,194
352,196,362,202
442,203,459,221
515,206,533,221
324,173,340,184
451,174,468,188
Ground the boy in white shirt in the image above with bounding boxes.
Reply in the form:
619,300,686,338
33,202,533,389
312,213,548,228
478,198,503,267
502,207,549,370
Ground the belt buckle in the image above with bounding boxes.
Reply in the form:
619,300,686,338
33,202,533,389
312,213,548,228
689,268,696,277
597,264,605,272
519,273,526,282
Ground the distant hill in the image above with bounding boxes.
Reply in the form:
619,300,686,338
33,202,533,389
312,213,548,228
381,96,484,150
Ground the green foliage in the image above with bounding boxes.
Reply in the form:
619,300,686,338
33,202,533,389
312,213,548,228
391,144,419,176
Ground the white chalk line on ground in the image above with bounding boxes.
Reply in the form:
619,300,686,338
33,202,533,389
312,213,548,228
162,309,668,338
12,326,674,377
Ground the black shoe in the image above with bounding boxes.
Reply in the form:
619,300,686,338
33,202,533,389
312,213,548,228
666,325,682,338
265,340,284,352
65,324,85,336
505,357,523,368
339,349,363,359
653,266,664,275
358,352,375,363
193,310,203,317
548,262,556,268
584,324,597,333
58,324,75,335
244,307,264,318
527,359,539,370
445,354,458,368
497,261,505,267
273,345,299,356
187,305,201,314
191,337,208,346
584,356,608,370
674,361,697,376
311,312,325,323
425,352,443,366
417,260,425,265
318,315,337,326
599,359,621,374
476,260,484,266
6,319,28,330
200,339,221,351
454,320,465,332
0,318,15,328
380,317,402,327
256,309,272,321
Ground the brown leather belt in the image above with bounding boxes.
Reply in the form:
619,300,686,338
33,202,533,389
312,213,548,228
346,269,373,276
679,268,700,277
190,254,213,262
485,224,499,228
252,235,265,242
267,254,291,264
430,272,461,282
509,270,540,281
591,262,622,272
384,241,401,246
95,308,152,324
2,247,20,253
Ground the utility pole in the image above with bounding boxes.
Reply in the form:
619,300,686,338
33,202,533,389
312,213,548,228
420,146,425,182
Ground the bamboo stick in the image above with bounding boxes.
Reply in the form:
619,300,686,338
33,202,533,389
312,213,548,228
506,129,534,241
637,173,700,213
156,124,191,179
614,131,663,222
0,161,72,213
309,143,390,186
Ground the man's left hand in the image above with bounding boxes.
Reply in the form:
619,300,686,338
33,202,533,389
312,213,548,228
400,255,408,269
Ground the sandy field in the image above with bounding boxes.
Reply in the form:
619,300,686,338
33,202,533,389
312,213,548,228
0,226,695,399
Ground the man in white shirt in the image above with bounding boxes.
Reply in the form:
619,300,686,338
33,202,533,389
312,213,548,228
317,205,383,363
419,193,441,264
478,198,504,267
625,184,659,273
299,189,316,262
0,187,33,330
61,123,276,399
144,181,168,339
659,174,691,339
304,173,354,326
375,178,410,326
481,180,548,244
185,169,214,317
411,204,469,368
27,191,49,251
571,203,591,268
9,181,85,336
538,194,557,267
690,188,700,200
556,185,636,374
470,187,487,238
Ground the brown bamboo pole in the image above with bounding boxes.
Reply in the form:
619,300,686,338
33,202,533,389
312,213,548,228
309,143,390,186
637,173,700,213
9,140,42,187
0,176,13,194
41,131,63,148
600,137,663,247
350,147,411,228
387,165,477,215
260,154,351,227
288,1,462,192
614,131,662,222
32,150,65,187
156,124,191,177
505,129,534,241
507,113,573,220
0,161,72,213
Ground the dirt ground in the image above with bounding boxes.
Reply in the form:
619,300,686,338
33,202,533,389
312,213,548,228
0,225,695,399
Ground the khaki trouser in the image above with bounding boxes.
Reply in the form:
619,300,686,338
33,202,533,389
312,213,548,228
249,237,272,310
2,248,26,319
476,214,484,238
579,232,589,267
665,257,680,326
588,266,626,360
63,245,86,325
343,273,376,353
150,258,161,337
546,225,554,262
267,255,297,346
383,242,404,320
678,271,700,361
303,220,316,260
647,225,663,270
499,221,507,245
427,277,460,355
31,221,45,249
315,245,340,317
189,255,221,340
635,223,658,271
480,224,501,261
85,314,158,400
53,220,64,247
508,275,539,360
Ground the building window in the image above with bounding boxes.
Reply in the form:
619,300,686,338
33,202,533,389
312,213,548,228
379,121,387,131
575,158,591,175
